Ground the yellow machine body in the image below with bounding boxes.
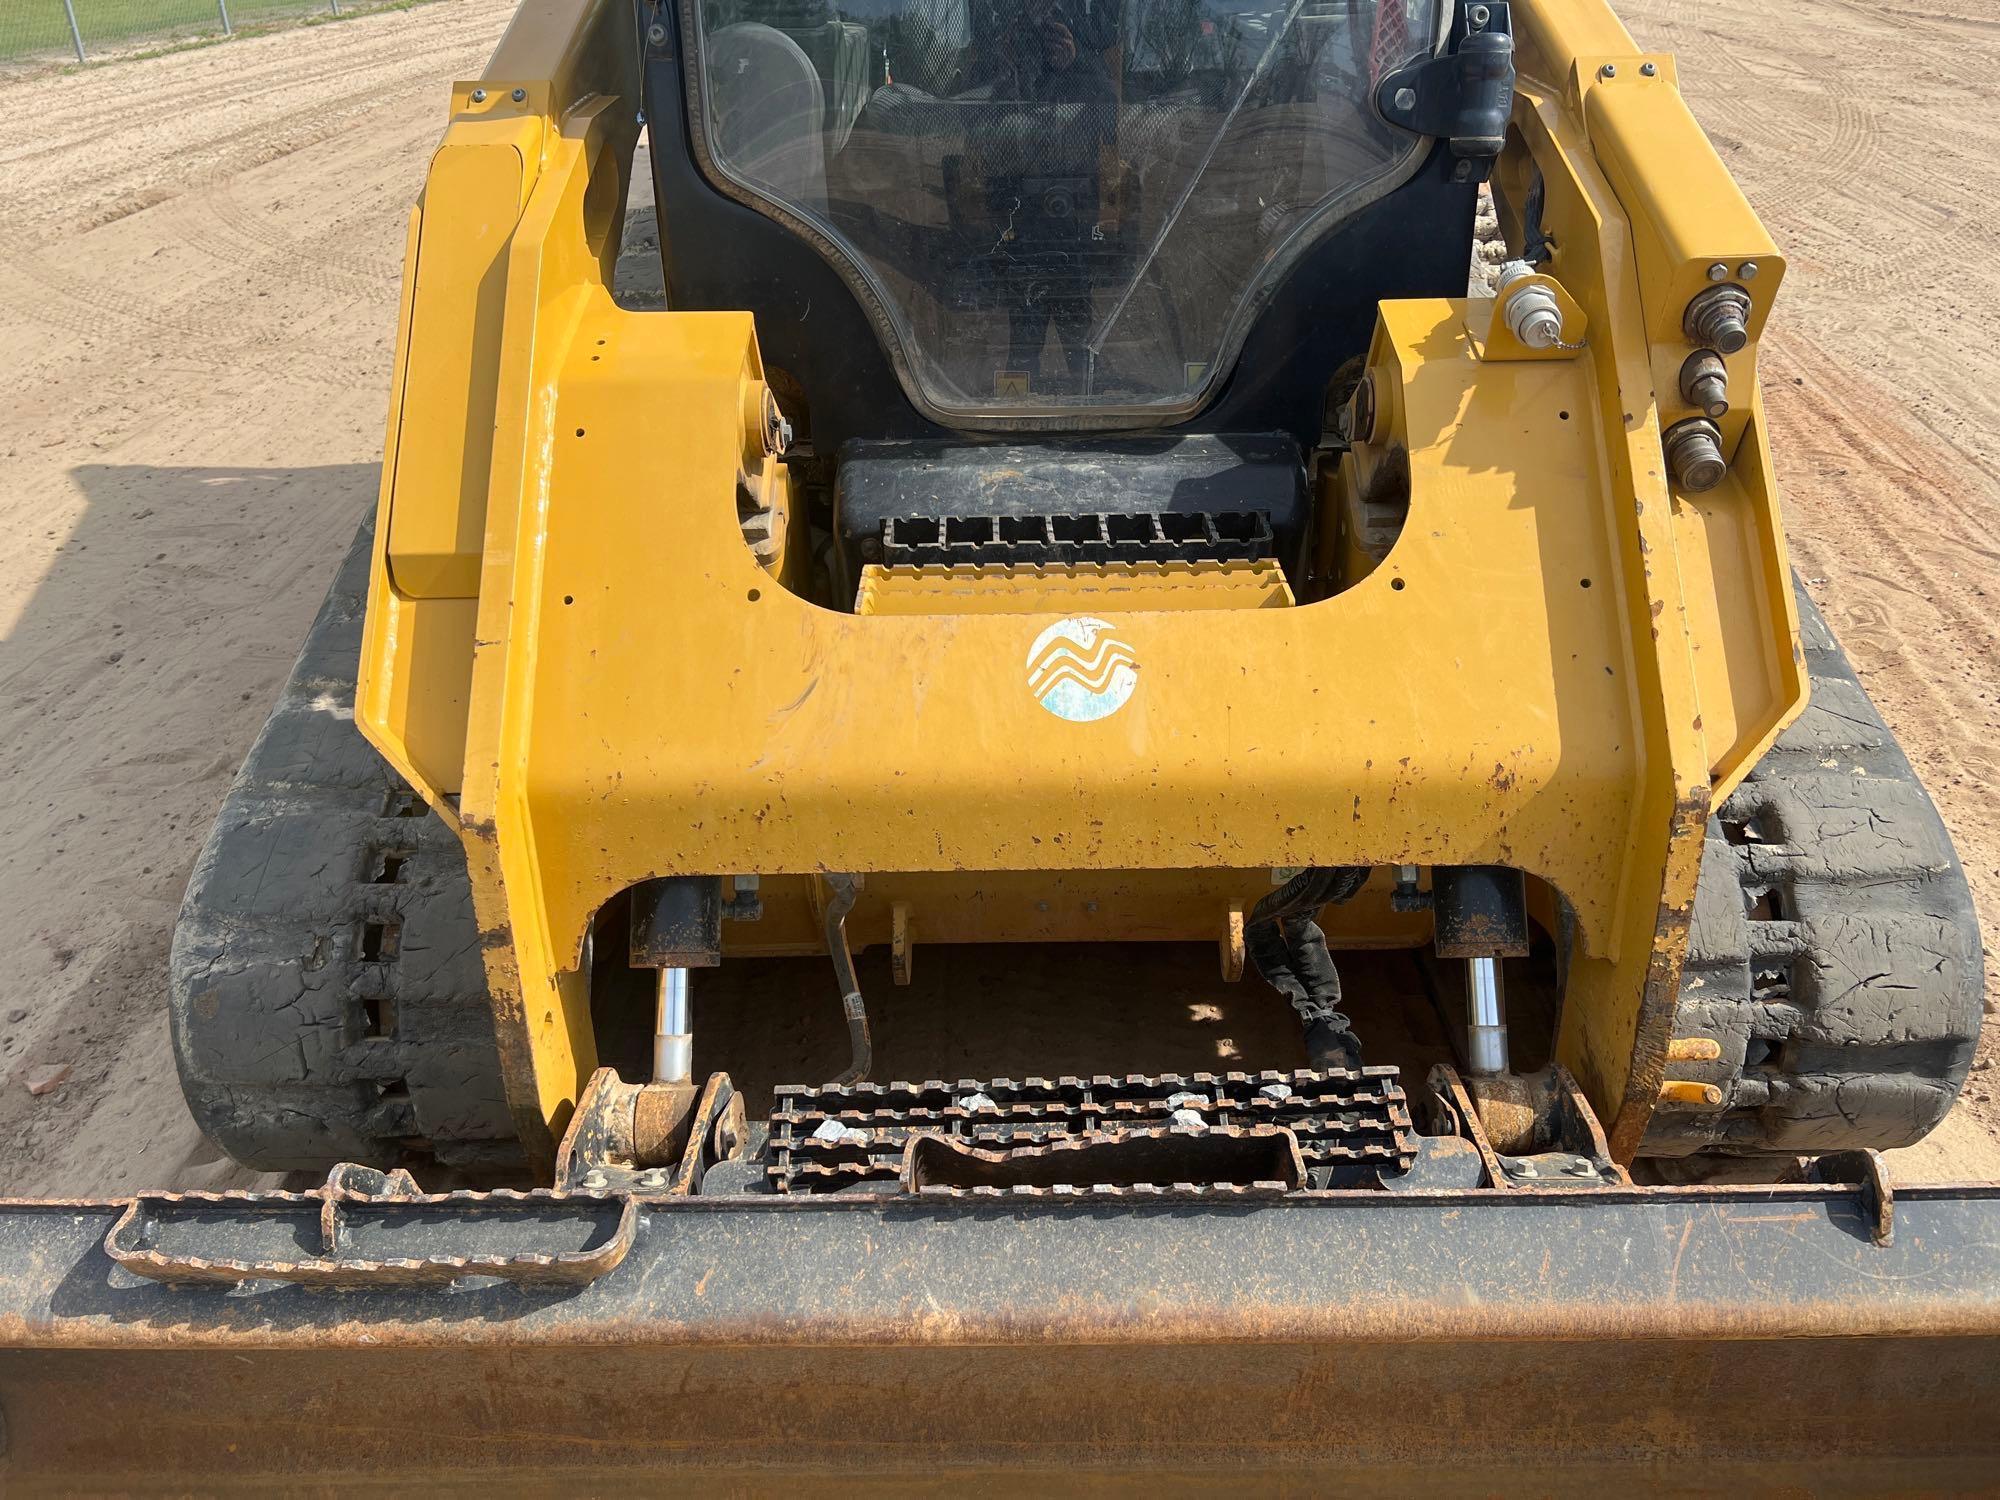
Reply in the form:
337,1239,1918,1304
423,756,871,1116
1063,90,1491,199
358,0,1803,1168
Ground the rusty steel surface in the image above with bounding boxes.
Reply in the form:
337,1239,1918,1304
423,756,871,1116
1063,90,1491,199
103,1185,634,1290
0,1183,1998,1486
902,1126,1308,1195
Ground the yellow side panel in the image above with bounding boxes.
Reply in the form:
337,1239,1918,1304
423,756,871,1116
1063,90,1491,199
855,560,1296,615
1670,410,1802,796
364,596,478,796
1582,76,1784,353
1568,51,1803,794
384,124,537,600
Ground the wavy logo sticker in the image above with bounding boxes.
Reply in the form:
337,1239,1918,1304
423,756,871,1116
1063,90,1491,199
1026,616,1139,722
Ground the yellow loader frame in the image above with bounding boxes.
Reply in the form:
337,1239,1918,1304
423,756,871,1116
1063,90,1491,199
358,0,1802,1170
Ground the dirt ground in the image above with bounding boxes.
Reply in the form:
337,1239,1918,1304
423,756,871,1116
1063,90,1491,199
0,0,1995,1195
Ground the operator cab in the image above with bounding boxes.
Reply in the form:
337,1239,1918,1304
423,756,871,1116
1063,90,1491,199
642,0,1494,601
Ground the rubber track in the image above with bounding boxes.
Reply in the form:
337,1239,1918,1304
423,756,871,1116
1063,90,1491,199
169,518,520,1173
1640,582,1985,1157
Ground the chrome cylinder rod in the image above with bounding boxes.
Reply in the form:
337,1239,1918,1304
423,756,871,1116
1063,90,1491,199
654,967,692,1085
1465,955,1509,1076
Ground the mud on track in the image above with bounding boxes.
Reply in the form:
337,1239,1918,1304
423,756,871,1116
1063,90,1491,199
0,0,1992,1193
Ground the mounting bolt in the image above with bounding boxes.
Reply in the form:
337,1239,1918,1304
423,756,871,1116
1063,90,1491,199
1599,63,1616,79
1684,282,1753,353
1738,260,1759,279
1393,85,1417,112
470,87,486,103
1706,262,1729,282
1468,3,1490,25
511,87,526,102
581,1168,608,1192
647,22,666,44
1679,349,1730,419
1664,417,1728,493
1640,61,1658,76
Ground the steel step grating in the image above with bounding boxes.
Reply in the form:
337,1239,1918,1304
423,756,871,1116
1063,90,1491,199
767,1068,1415,1194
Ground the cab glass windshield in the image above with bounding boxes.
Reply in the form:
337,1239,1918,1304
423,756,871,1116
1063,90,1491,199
691,0,1443,421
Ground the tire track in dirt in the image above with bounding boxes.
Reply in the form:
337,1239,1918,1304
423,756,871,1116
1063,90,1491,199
0,5,502,238
1762,337,2000,1014
0,8,499,388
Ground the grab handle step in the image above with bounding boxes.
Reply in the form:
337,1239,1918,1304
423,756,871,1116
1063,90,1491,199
104,1163,635,1287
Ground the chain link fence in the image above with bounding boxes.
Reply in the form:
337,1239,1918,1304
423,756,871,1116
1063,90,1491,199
0,0,427,67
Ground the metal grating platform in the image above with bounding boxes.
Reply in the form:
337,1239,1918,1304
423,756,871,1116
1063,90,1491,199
767,1068,1415,1195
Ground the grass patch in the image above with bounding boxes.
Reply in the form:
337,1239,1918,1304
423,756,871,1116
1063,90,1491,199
0,0,433,65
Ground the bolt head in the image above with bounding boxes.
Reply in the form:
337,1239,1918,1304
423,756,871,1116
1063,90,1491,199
1738,260,1759,279
1468,3,1490,24
1599,63,1616,79
1640,61,1658,76
511,87,526,103
647,22,667,43
1393,86,1417,112
470,87,487,103
1707,262,1729,282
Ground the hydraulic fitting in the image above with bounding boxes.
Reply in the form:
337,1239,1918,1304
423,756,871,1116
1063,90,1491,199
1679,349,1730,419
1496,260,1563,348
1664,417,1728,493
1683,283,1752,354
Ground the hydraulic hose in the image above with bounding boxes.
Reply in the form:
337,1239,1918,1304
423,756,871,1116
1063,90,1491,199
820,873,873,1087
1247,866,1370,1070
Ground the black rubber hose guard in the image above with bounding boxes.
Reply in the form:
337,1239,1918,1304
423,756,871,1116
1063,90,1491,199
1247,866,1371,1069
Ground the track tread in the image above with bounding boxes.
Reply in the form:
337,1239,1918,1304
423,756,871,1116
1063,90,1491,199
1641,580,1984,1157
169,518,519,1173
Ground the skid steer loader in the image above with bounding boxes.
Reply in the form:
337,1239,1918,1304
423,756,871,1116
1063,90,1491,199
2,0,1997,1487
